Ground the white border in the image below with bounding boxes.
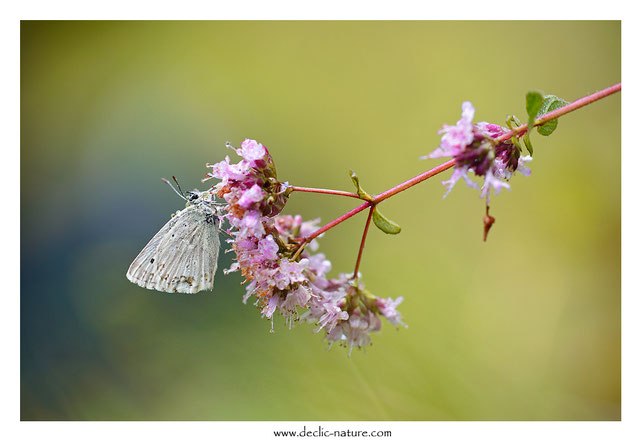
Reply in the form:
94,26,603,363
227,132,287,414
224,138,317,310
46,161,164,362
5,2,638,442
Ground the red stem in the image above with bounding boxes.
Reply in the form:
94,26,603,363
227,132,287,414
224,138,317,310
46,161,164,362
292,82,621,257
372,159,456,204
495,82,621,144
352,205,375,279
293,201,372,255
296,158,456,247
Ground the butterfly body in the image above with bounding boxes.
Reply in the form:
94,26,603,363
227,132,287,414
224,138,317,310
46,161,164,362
126,191,221,294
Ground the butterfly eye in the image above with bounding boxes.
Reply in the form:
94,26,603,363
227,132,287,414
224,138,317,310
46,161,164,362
189,193,199,201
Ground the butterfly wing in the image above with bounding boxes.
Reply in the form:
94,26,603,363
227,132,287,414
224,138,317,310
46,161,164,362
126,205,220,293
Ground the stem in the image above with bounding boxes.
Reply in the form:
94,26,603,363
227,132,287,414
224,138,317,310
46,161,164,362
372,159,456,204
352,205,375,280
294,157,457,254
293,82,620,255
291,201,372,260
495,82,621,144
289,186,363,199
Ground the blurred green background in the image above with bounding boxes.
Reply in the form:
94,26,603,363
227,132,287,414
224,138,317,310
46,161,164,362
20,21,620,420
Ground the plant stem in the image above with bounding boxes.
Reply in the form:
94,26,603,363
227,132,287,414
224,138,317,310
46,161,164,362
495,82,621,144
293,157,457,254
372,159,457,204
292,82,621,258
289,186,363,199
352,205,375,280
292,201,373,260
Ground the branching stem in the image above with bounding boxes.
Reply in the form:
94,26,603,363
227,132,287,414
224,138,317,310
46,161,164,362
352,205,375,280
495,82,621,144
290,82,621,261
289,186,363,199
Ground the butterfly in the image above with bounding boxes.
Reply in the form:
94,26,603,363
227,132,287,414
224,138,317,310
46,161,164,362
126,178,222,294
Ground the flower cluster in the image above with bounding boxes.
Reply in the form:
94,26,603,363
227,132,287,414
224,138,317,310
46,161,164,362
204,139,405,354
425,101,532,201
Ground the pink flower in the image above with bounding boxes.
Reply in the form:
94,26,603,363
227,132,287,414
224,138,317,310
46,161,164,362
202,139,405,353
429,101,475,159
257,235,279,261
238,184,267,208
315,304,349,333
375,297,406,327
239,138,267,163
261,294,281,319
441,166,478,198
273,258,309,290
480,169,511,200
424,103,532,202
337,310,383,355
307,253,331,276
282,285,312,311
516,155,533,176
239,211,264,236
205,156,251,184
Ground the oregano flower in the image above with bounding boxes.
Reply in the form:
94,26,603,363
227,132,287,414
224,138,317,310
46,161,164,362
203,139,404,353
425,102,532,202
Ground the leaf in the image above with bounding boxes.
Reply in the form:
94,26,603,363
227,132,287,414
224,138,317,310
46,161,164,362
349,170,373,201
372,206,401,235
505,114,521,130
522,132,534,156
536,94,569,136
525,90,544,129
504,115,524,151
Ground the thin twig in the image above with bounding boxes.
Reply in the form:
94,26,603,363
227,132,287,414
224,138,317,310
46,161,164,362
289,186,363,199
495,83,621,144
292,82,621,257
352,205,375,280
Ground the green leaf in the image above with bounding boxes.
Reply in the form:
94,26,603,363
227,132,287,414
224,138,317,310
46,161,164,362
522,132,534,156
536,94,569,136
525,90,544,129
372,206,401,235
507,115,523,149
505,114,521,130
349,170,373,201
537,119,557,136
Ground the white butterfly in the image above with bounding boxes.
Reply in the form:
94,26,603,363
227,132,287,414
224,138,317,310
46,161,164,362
126,180,222,294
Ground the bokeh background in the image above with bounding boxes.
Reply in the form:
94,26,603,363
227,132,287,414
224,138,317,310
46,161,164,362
21,21,620,420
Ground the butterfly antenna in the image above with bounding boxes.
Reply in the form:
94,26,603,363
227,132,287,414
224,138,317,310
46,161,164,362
172,176,186,196
161,177,187,200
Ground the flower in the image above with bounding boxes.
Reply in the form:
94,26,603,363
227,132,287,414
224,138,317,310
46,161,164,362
308,275,406,354
203,139,287,218
238,184,267,209
331,310,382,354
202,139,405,352
429,101,475,159
257,235,279,261
424,102,532,202
375,297,406,327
